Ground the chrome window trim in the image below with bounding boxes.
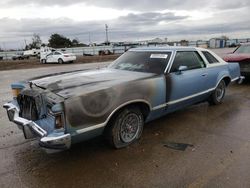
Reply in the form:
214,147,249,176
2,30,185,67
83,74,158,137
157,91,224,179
164,50,176,73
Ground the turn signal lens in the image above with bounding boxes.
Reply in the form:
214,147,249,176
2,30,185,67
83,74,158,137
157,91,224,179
12,88,21,98
11,83,25,98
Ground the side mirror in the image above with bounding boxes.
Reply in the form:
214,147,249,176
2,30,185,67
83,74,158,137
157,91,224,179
176,65,188,74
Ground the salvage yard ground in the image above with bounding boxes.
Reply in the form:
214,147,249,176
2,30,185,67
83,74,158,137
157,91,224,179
0,54,120,71
0,47,236,71
0,47,249,188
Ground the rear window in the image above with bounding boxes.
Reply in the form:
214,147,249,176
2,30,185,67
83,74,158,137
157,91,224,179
202,51,220,64
54,52,61,55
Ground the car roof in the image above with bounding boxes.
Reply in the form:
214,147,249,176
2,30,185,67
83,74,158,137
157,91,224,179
129,46,202,52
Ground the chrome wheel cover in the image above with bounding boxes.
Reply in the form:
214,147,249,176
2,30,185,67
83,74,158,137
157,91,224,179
215,82,225,101
120,113,140,143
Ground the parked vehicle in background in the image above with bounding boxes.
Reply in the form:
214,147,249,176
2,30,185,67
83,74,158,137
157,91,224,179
12,52,28,60
40,51,76,64
40,46,55,61
223,43,250,77
98,49,113,55
23,48,40,59
3,47,243,151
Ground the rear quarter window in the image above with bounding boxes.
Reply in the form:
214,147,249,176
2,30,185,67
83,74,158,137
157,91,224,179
202,51,220,64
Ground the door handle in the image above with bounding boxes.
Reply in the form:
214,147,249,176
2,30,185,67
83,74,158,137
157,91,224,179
202,73,208,77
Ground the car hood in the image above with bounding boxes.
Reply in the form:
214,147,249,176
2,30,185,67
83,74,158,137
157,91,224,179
223,53,250,62
31,68,155,98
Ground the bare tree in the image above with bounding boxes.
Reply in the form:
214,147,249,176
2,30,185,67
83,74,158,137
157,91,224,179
25,33,42,49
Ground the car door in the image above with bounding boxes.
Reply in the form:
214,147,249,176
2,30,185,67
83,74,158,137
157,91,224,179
46,52,53,63
165,51,208,113
53,51,62,63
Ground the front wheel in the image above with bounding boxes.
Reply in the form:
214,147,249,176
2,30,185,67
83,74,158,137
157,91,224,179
208,80,226,105
105,106,144,149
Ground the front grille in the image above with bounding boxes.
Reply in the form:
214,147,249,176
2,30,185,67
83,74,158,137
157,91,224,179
17,95,40,121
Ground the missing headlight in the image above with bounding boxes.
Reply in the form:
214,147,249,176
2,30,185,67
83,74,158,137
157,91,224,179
55,113,64,129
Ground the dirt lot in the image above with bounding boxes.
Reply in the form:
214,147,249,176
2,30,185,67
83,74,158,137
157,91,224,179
0,47,249,188
0,54,120,71
0,47,236,71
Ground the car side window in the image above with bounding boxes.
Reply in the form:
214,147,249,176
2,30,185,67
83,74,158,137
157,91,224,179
54,52,61,55
202,51,220,64
170,51,205,72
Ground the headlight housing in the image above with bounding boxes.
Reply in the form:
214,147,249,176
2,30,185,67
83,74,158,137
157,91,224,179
49,103,65,129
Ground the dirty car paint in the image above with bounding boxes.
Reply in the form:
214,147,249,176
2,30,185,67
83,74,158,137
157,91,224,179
3,47,243,150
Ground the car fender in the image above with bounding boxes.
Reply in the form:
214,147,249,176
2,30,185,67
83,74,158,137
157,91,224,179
215,70,231,88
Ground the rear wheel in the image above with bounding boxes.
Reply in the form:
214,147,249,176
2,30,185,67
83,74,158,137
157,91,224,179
208,80,226,105
58,58,63,64
105,106,144,149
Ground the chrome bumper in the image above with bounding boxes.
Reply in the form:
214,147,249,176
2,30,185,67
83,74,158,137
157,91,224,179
232,76,245,84
3,102,71,150
237,76,245,84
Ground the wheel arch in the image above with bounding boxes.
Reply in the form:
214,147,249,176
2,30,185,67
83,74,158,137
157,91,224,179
105,100,152,126
58,58,64,63
222,76,231,86
216,75,231,88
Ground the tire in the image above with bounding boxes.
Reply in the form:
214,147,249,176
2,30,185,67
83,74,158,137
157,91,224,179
58,58,64,64
105,106,144,149
41,59,46,64
208,80,226,105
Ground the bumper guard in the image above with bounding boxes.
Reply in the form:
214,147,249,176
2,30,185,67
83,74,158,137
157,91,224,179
3,102,71,150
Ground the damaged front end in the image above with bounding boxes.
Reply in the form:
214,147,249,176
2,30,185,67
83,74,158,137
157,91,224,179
3,82,71,150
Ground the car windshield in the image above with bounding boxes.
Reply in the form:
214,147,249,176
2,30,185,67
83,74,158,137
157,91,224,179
109,51,171,74
234,45,250,54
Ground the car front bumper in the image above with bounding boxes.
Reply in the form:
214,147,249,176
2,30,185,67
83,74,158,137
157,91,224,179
3,102,71,150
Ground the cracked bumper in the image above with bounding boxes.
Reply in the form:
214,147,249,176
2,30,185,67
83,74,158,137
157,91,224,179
3,102,71,150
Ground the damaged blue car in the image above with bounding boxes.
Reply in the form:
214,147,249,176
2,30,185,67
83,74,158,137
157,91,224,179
3,47,244,150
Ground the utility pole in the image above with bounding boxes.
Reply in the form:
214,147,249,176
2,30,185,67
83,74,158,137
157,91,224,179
24,39,27,49
105,24,109,44
2,42,7,60
88,33,92,45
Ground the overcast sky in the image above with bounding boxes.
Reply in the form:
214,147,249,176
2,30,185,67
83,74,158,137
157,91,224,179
0,0,250,49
